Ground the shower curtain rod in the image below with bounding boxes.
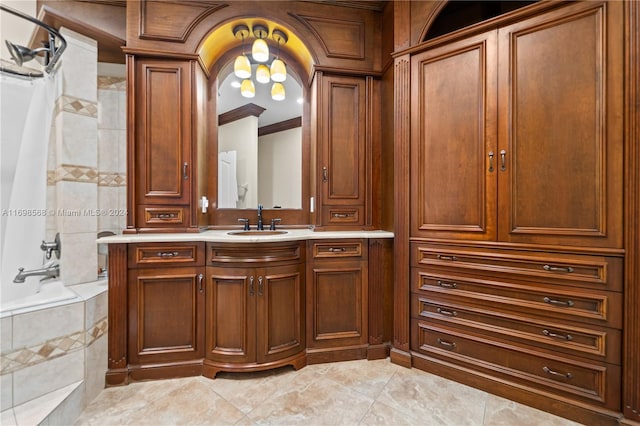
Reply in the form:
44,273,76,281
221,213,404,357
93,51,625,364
0,4,66,78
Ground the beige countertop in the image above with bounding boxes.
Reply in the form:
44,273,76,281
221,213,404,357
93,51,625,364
97,229,394,244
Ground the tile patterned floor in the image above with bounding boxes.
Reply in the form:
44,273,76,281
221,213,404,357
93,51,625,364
74,359,583,425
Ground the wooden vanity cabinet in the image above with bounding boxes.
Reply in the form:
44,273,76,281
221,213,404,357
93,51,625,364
203,241,306,377
126,242,205,380
306,239,369,362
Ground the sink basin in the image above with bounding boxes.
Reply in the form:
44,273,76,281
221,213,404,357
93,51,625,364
227,230,288,236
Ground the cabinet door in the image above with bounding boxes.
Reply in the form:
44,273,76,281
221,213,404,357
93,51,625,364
410,31,498,241
134,58,192,206
307,260,368,348
205,266,256,363
128,267,204,365
320,74,367,226
497,1,623,248
256,263,305,363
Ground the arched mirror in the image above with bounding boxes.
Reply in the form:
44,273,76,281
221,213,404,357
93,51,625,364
217,61,303,209
207,21,312,226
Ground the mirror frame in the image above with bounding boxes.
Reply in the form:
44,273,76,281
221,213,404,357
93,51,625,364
208,45,312,228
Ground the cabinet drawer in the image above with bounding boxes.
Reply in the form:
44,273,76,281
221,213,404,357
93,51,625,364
412,243,623,292
322,206,364,225
311,240,366,260
411,294,621,364
129,242,204,267
207,241,303,266
412,270,622,329
139,206,188,227
411,319,621,410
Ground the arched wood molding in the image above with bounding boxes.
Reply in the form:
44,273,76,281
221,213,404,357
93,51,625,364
417,1,448,44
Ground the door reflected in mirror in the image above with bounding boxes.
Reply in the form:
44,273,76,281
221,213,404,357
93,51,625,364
217,61,303,210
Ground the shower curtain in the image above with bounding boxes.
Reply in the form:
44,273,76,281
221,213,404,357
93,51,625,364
1,72,60,303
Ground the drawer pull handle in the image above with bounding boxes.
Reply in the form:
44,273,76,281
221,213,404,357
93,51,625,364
436,307,457,317
328,247,347,253
249,276,255,296
258,276,264,296
437,254,457,261
198,273,204,293
542,329,573,341
157,251,179,258
543,296,575,307
543,264,574,273
488,151,494,172
543,366,573,380
437,280,457,289
332,213,352,218
500,149,507,171
157,213,177,219
437,338,456,349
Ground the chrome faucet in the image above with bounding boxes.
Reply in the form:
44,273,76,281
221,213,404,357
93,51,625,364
257,204,264,231
13,262,59,283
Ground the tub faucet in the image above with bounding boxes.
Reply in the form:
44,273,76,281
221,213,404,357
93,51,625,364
13,262,59,283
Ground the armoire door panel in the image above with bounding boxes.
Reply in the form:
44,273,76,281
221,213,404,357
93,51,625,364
497,1,623,248
205,267,256,363
258,264,304,363
411,31,498,240
135,59,191,205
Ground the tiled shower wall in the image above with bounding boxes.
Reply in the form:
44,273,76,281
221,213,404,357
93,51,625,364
45,29,126,282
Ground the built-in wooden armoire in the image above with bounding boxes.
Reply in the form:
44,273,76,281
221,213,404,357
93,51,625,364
392,1,639,424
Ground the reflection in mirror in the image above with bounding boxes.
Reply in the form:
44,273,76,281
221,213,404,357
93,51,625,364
217,60,303,209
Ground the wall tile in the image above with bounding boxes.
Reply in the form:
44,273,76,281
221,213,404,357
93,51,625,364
13,349,84,406
60,29,97,102
84,334,107,405
97,129,119,172
84,292,107,331
1,373,12,409
97,90,120,130
46,381,86,426
57,111,97,168
97,186,119,231
12,302,83,349
55,181,97,234
60,233,98,285
1,316,12,353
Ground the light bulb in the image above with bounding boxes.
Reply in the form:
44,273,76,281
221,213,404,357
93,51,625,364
233,55,251,79
270,58,286,82
241,79,255,98
252,38,269,62
256,64,270,84
271,82,285,101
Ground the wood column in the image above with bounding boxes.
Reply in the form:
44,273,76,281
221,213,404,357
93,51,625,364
623,0,640,422
106,243,128,386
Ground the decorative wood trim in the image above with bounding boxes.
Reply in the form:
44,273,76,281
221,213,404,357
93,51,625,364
623,0,640,421
368,239,384,345
126,55,137,233
218,103,266,126
138,1,226,42
106,243,128,386
258,116,302,137
122,47,200,60
393,54,411,355
291,15,365,60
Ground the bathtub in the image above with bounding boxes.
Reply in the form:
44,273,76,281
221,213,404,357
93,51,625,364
0,279,80,317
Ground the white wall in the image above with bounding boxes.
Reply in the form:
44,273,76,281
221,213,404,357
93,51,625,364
218,116,259,209
258,127,302,209
0,1,37,63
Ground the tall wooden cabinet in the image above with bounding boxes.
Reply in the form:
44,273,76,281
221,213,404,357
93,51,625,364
408,2,625,423
127,56,207,232
317,74,371,229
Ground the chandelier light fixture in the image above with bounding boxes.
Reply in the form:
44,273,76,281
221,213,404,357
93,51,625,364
232,23,289,100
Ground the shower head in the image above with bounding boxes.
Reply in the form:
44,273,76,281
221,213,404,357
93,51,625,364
5,40,50,67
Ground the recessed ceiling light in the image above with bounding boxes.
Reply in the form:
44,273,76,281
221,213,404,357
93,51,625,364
296,97,303,104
